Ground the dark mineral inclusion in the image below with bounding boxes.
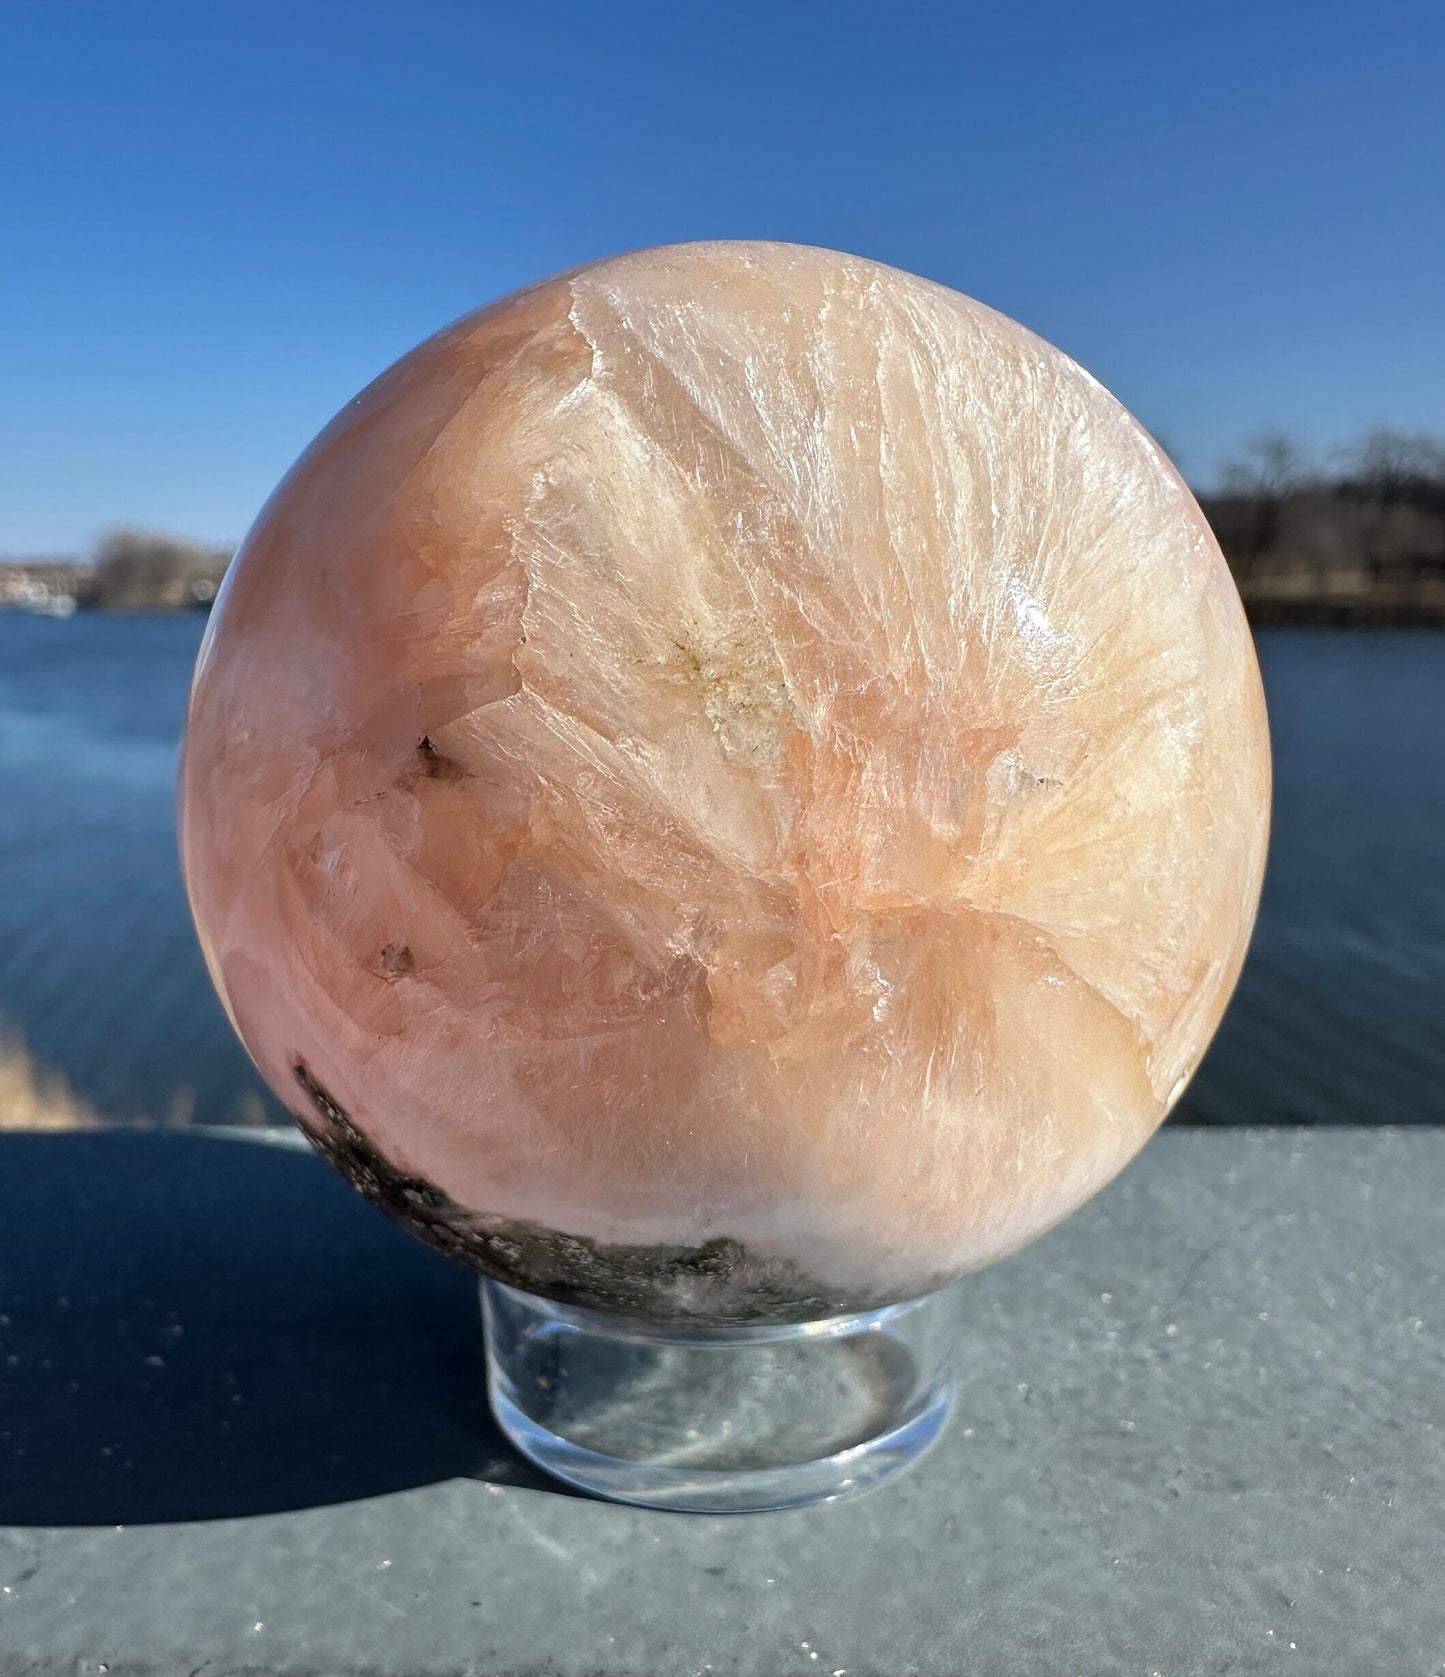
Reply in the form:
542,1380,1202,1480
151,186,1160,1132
291,1061,901,1325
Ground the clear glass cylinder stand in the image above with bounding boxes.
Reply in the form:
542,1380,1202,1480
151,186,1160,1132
481,1278,958,1512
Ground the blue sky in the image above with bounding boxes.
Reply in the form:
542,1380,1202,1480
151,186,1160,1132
3,1,1442,552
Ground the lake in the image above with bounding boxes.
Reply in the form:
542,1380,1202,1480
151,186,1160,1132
0,611,1441,1128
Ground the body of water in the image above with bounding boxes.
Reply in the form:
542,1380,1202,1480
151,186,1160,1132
0,611,1441,1128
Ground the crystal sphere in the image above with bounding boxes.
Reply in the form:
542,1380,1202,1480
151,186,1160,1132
180,242,1269,1323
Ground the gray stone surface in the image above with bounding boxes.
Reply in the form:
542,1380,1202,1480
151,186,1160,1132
1,1126,1442,1675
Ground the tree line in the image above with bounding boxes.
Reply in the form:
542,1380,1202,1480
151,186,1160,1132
11,428,1445,624
1197,428,1445,619
75,528,234,609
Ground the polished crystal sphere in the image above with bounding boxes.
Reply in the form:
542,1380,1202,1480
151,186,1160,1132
180,241,1270,1323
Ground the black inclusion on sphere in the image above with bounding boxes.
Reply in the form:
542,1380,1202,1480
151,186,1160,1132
289,1060,911,1325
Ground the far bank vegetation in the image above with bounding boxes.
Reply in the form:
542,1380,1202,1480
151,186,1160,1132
1197,427,1445,623
79,528,233,610
3,427,1445,623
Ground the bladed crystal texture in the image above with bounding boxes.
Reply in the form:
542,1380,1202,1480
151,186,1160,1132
180,242,1270,1322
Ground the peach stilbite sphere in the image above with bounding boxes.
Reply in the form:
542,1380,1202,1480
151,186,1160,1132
180,242,1269,1323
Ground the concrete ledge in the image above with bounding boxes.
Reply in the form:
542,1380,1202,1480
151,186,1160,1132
1,1127,1441,1675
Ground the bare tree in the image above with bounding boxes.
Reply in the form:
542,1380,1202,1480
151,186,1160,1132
1217,429,1308,564
1219,429,1305,497
1351,428,1443,496
1343,430,1445,574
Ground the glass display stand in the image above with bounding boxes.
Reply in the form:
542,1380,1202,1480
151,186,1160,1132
482,1278,959,1512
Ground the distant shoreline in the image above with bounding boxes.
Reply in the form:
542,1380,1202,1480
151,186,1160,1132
1238,584,1445,626
7,427,1445,627
1245,603,1445,626
4,596,1445,628
6,551,1445,628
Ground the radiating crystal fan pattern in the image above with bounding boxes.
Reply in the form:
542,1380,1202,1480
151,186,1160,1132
180,242,1270,1321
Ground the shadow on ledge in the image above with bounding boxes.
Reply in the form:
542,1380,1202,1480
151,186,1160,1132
0,1130,570,1524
